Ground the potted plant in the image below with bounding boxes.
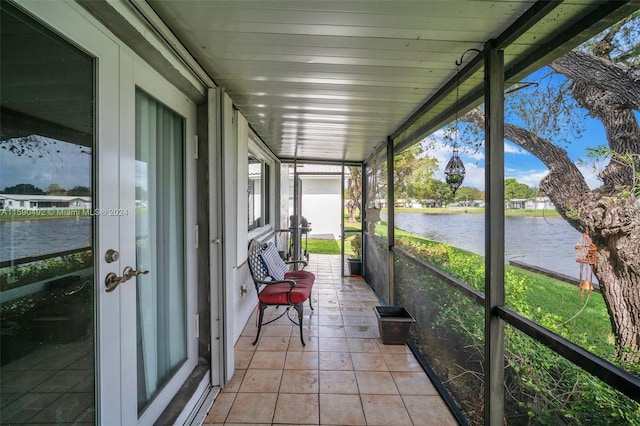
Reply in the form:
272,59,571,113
347,235,362,276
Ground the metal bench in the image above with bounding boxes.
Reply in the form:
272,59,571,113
247,239,315,346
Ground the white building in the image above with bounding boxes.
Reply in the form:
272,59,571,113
0,194,91,210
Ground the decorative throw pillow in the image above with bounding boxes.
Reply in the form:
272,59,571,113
260,242,288,281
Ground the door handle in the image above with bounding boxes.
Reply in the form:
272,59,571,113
105,266,149,292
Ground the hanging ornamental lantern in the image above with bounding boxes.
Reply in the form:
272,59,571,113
445,149,466,194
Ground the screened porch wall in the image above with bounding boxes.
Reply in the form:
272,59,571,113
363,235,390,306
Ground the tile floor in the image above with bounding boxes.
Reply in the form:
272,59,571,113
203,254,457,426
0,337,94,424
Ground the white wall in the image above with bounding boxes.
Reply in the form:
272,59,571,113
235,114,260,344
301,176,341,238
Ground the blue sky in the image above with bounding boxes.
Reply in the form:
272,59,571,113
426,66,612,192
0,137,91,192
426,122,605,192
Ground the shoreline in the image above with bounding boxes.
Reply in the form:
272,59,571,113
387,207,561,218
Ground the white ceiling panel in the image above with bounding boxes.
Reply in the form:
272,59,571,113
142,0,627,162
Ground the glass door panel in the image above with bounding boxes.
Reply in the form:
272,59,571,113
135,89,187,413
0,2,95,423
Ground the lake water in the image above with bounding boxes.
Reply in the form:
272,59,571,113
2,214,587,282
0,218,92,262
389,212,588,281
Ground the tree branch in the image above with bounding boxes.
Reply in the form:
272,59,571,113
551,51,640,111
571,80,640,188
461,109,590,228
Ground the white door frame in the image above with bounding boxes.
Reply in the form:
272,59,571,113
11,1,211,424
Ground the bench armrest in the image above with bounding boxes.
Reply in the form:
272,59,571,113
255,278,296,289
285,260,308,269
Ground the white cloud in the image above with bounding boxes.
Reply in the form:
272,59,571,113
506,169,548,188
504,142,526,154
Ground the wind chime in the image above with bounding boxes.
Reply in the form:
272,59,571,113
444,54,468,195
575,232,597,298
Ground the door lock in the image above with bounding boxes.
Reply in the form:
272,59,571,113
105,266,149,292
105,249,119,263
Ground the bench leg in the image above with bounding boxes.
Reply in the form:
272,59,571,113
294,303,305,346
252,302,267,345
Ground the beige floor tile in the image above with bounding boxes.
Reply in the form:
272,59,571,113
361,394,413,425
392,371,438,396
347,338,380,353
355,371,398,395
262,325,293,337
241,322,257,337
345,325,378,339
234,336,257,351
273,393,319,424
288,335,319,352
403,395,458,425
249,351,286,370
222,369,245,393
320,394,366,425
319,352,353,370
280,369,319,393
319,370,359,394
203,393,236,423
351,353,388,371
293,325,319,339
378,342,411,353
255,336,291,351
382,352,423,371
318,298,340,307
318,306,342,315
341,307,372,316
342,316,377,326
225,392,277,424
318,315,343,326
319,337,350,352
239,369,283,393
234,350,253,369
284,352,320,370
221,255,452,426
318,325,347,338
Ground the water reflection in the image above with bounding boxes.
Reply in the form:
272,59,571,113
391,213,585,280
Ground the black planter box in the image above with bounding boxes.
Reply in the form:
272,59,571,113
374,306,416,345
347,258,362,276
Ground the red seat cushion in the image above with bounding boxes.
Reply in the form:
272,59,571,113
284,270,315,286
259,281,312,305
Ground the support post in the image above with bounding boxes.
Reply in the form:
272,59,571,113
387,136,395,306
484,41,505,426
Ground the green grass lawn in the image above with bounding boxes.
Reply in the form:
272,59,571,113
305,238,341,254
392,227,615,360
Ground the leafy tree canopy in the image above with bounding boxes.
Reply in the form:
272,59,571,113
2,183,45,195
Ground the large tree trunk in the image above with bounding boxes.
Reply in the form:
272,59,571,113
581,194,640,362
462,74,640,361
347,167,362,222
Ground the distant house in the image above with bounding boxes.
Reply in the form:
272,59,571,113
506,198,527,209
505,197,554,210
0,194,91,210
525,196,554,210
